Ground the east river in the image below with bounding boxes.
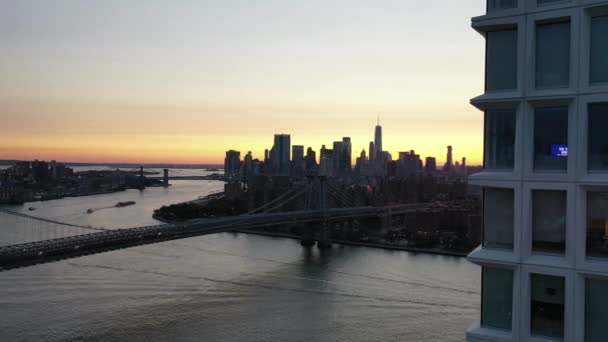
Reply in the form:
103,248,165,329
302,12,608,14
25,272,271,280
0,169,480,342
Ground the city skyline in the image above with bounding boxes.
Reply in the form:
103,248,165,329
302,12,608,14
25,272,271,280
1,1,485,165
225,121,472,173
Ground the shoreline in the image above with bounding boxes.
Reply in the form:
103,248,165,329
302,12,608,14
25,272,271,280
236,229,468,257
151,214,468,258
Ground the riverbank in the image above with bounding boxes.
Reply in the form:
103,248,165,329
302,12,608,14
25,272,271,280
236,229,468,257
152,213,468,258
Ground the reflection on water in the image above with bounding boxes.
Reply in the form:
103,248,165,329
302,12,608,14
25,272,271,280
0,178,480,342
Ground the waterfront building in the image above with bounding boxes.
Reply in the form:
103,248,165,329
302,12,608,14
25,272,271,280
224,150,241,180
467,2,608,342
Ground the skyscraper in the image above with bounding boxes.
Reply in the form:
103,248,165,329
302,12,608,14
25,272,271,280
425,157,436,173
240,151,253,183
272,134,290,176
467,2,608,342
305,147,317,171
319,145,334,177
369,141,375,161
332,141,344,176
291,145,305,178
443,145,453,171
374,116,382,160
342,137,352,172
224,150,241,179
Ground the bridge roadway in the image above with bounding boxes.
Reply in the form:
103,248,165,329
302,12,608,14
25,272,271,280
0,202,459,271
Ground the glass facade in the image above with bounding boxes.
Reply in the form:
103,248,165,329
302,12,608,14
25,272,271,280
590,15,608,85
534,107,568,171
472,4,608,341
586,192,608,258
483,188,514,249
588,103,608,171
532,190,567,254
537,0,569,6
530,274,565,339
585,278,608,342
487,0,517,12
481,267,513,330
486,29,518,91
485,110,516,170
536,21,570,89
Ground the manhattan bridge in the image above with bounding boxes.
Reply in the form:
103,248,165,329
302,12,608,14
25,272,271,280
0,176,470,272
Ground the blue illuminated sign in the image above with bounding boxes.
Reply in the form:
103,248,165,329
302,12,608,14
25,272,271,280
551,144,568,157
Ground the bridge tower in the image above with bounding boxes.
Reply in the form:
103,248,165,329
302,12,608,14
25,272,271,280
317,175,332,249
300,175,316,247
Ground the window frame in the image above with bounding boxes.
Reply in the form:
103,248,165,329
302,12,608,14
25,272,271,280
484,108,518,171
575,185,608,274
522,265,574,342
580,5,608,94
486,0,518,13
574,272,608,342
485,27,519,92
480,266,516,331
473,16,525,101
523,182,575,268
483,187,516,251
536,0,571,9
526,9,580,98
523,99,576,182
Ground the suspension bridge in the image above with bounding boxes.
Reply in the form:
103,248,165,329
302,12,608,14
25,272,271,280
0,176,470,272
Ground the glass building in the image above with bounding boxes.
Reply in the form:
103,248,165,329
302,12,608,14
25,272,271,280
467,1,608,341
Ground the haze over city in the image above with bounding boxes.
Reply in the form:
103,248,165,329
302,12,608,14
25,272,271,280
1,0,485,165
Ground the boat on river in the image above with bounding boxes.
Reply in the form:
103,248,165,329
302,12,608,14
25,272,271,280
115,201,136,208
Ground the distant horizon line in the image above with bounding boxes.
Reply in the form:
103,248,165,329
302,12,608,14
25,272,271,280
0,159,224,168
0,158,483,169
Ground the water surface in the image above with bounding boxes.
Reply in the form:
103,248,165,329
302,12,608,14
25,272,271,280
0,177,480,342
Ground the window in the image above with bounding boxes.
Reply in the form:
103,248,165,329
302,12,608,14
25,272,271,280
588,104,608,171
483,188,514,249
482,267,513,330
486,29,518,91
485,109,516,169
532,190,566,254
536,21,570,89
591,15,608,85
531,274,565,339
538,0,569,6
487,0,517,12
586,192,608,258
585,278,608,342
534,107,568,171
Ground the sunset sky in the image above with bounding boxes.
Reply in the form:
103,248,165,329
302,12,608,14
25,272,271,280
1,0,485,165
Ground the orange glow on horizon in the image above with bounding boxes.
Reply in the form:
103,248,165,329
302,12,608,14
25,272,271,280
0,1,486,166
0,129,483,166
